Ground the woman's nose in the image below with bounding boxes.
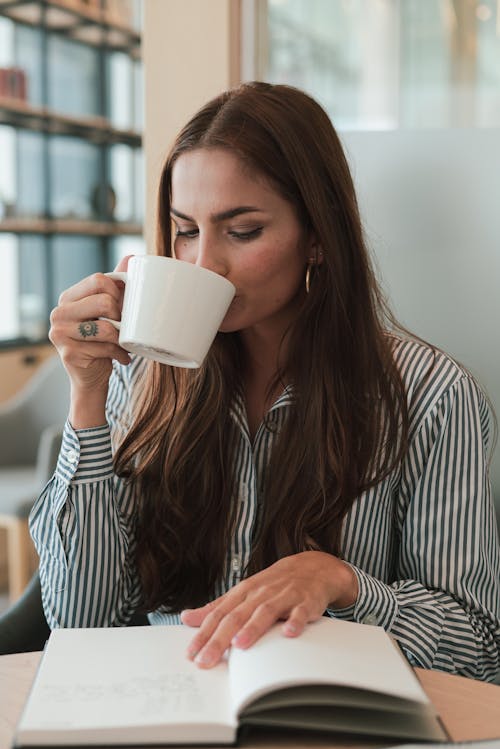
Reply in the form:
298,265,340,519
195,234,229,277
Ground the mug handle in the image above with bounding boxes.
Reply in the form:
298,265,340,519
99,271,128,331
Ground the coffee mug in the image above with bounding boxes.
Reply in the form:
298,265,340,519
103,255,236,368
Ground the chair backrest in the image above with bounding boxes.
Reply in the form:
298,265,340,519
0,354,70,463
35,424,65,486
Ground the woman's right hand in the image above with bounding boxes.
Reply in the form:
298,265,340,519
49,256,132,427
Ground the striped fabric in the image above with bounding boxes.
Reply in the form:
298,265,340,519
30,335,500,680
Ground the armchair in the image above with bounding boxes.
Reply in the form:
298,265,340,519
0,354,70,601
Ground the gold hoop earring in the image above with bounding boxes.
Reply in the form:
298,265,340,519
305,263,312,294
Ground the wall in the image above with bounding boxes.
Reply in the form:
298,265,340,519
341,128,500,499
142,0,240,253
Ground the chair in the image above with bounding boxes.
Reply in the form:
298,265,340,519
0,354,70,601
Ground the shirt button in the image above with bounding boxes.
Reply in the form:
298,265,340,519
231,555,241,573
65,448,78,465
361,613,379,626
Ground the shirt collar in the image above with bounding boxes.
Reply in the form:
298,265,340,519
229,386,294,434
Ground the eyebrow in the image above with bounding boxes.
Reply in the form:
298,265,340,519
170,206,265,223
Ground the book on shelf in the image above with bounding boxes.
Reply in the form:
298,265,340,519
15,616,448,746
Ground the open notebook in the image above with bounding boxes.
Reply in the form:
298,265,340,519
15,617,448,746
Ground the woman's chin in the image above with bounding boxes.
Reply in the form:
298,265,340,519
218,304,245,333
218,319,241,334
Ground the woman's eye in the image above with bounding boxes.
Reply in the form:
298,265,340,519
229,227,263,241
175,228,198,238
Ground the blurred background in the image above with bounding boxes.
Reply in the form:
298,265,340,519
0,0,499,610
0,0,144,351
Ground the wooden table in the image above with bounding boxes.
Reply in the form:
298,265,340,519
0,651,499,749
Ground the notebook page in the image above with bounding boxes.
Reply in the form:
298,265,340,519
18,625,234,737
228,617,430,715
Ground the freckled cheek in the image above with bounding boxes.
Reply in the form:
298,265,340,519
266,250,305,291
246,240,294,276
230,256,268,290
174,241,195,262
230,238,305,296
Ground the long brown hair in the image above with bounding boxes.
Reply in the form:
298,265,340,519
114,82,408,613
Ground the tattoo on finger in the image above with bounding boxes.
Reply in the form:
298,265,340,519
79,321,99,338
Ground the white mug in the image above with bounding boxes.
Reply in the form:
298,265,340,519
104,255,236,368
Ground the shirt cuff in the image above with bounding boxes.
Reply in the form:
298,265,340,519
327,565,399,630
56,420,114,485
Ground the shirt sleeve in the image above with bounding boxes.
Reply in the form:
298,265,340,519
29,359,144,628
329,373,500,681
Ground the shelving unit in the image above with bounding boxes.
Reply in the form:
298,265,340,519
0,217,142,234
0,0,141,51
0,95,142,145
0,0,143,345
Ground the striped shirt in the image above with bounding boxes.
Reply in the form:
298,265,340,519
29,335,500,680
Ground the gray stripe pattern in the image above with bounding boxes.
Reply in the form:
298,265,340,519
30,336,500,680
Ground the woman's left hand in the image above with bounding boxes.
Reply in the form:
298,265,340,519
180,551,358,668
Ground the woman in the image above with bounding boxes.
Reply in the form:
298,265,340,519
31,82,500,680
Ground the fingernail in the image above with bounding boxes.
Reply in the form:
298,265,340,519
284,622,298,635
195,650,215,667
